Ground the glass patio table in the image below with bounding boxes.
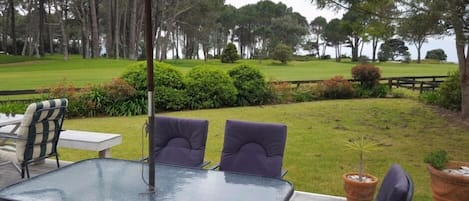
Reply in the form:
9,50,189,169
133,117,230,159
0,158,294,201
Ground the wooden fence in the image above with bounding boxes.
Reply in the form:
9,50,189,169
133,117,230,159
0,75,448,102
271,75,448,93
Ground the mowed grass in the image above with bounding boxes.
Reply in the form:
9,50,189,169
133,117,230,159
62,99,469,201
0,55,135,90
0,55,457,90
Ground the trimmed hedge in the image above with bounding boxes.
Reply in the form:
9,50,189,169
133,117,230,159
186,66,238,109
228,65,271,106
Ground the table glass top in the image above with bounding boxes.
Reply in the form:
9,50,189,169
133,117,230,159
0,159,293,201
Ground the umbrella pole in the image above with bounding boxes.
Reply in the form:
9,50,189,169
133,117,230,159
144,0,155,192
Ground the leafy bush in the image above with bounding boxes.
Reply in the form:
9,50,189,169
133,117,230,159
389,88,419,99
292,85,319,102
228,65,270,106
419,91,441,105
121,61,184,90
104,93,147,116
424,150,448,170
351,64,381,89
425,49,447,61
37,79,82,117
122,61,187,112
221,43,240,63
437,71,461,110
185,66,237,109
420,71,460,111
353,84,389,98
268,81,293,104
320,55,331,60
0,101,27,115
272,43,292,64
358,55,370,64
317,76,354,99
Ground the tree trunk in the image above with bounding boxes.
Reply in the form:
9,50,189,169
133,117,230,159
9,0,16,55
114,0,120,59
372,37,378,62
351,37,360,61
48,0,54,53
452,6,469,119
105,0,114,58
55,0,68,60
39,0,45,57
128,0,137,60
416,43,422,64
89,0,99,58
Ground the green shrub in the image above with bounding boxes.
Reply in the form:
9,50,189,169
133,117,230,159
317,76,354,99
419,91,441,105
228,65,270,106
104,93,147,116
221,43,240,63
389,88,419,99
353,84,389,98
292,85,319,102
38,79,82,117
121,61,184,90
424,150,448,170
121,62,148,91
437,71,461,110
122,61,187,112
272,43,292,64
0,101,28,115
268,81,293,104
425,49,447,61
185,66,237,109
420,71,460,110
351,64,381,89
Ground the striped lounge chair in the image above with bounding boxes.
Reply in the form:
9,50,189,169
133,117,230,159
0,99,68,178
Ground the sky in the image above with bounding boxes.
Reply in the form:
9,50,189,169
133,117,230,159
225,0,458,62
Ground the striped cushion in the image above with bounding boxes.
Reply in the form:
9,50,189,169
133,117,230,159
15,99,68,164
0,141,17,163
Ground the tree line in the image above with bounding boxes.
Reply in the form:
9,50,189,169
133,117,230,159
0,0,311,61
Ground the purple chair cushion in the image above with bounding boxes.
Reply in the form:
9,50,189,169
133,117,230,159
153,116,208,167
376,164,409,201
220,120,287,178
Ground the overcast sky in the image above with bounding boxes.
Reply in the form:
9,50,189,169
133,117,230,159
225,0,458,62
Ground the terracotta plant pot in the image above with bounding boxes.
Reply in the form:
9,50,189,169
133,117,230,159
427,161,469,201
343,172,378,201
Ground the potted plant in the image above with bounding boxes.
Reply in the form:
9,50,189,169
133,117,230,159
343,136,379,201
425,150,469,201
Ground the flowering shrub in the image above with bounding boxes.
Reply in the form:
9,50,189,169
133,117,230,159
317,76,354,99
351,64,381,89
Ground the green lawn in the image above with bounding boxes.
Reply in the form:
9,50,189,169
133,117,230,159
62,98,469,201
0,55,457,90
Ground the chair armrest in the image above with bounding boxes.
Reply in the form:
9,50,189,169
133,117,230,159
207,163,220,170
281,169,288,178
0,132,21,140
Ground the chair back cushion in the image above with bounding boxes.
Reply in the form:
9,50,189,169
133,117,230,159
153,116,208,167
220,120,287,178
376,164,410,201
16,99,68,164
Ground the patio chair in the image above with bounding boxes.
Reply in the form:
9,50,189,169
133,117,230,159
217,119,287,178
152,116,209,168
0,98,68,178
376,164,414,201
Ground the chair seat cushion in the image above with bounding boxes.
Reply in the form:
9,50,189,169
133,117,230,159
0,142,18,164
155,147,204,167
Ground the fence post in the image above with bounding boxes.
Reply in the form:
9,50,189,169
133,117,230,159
388,79,393,89
412,78,416,91
420,82,424,94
